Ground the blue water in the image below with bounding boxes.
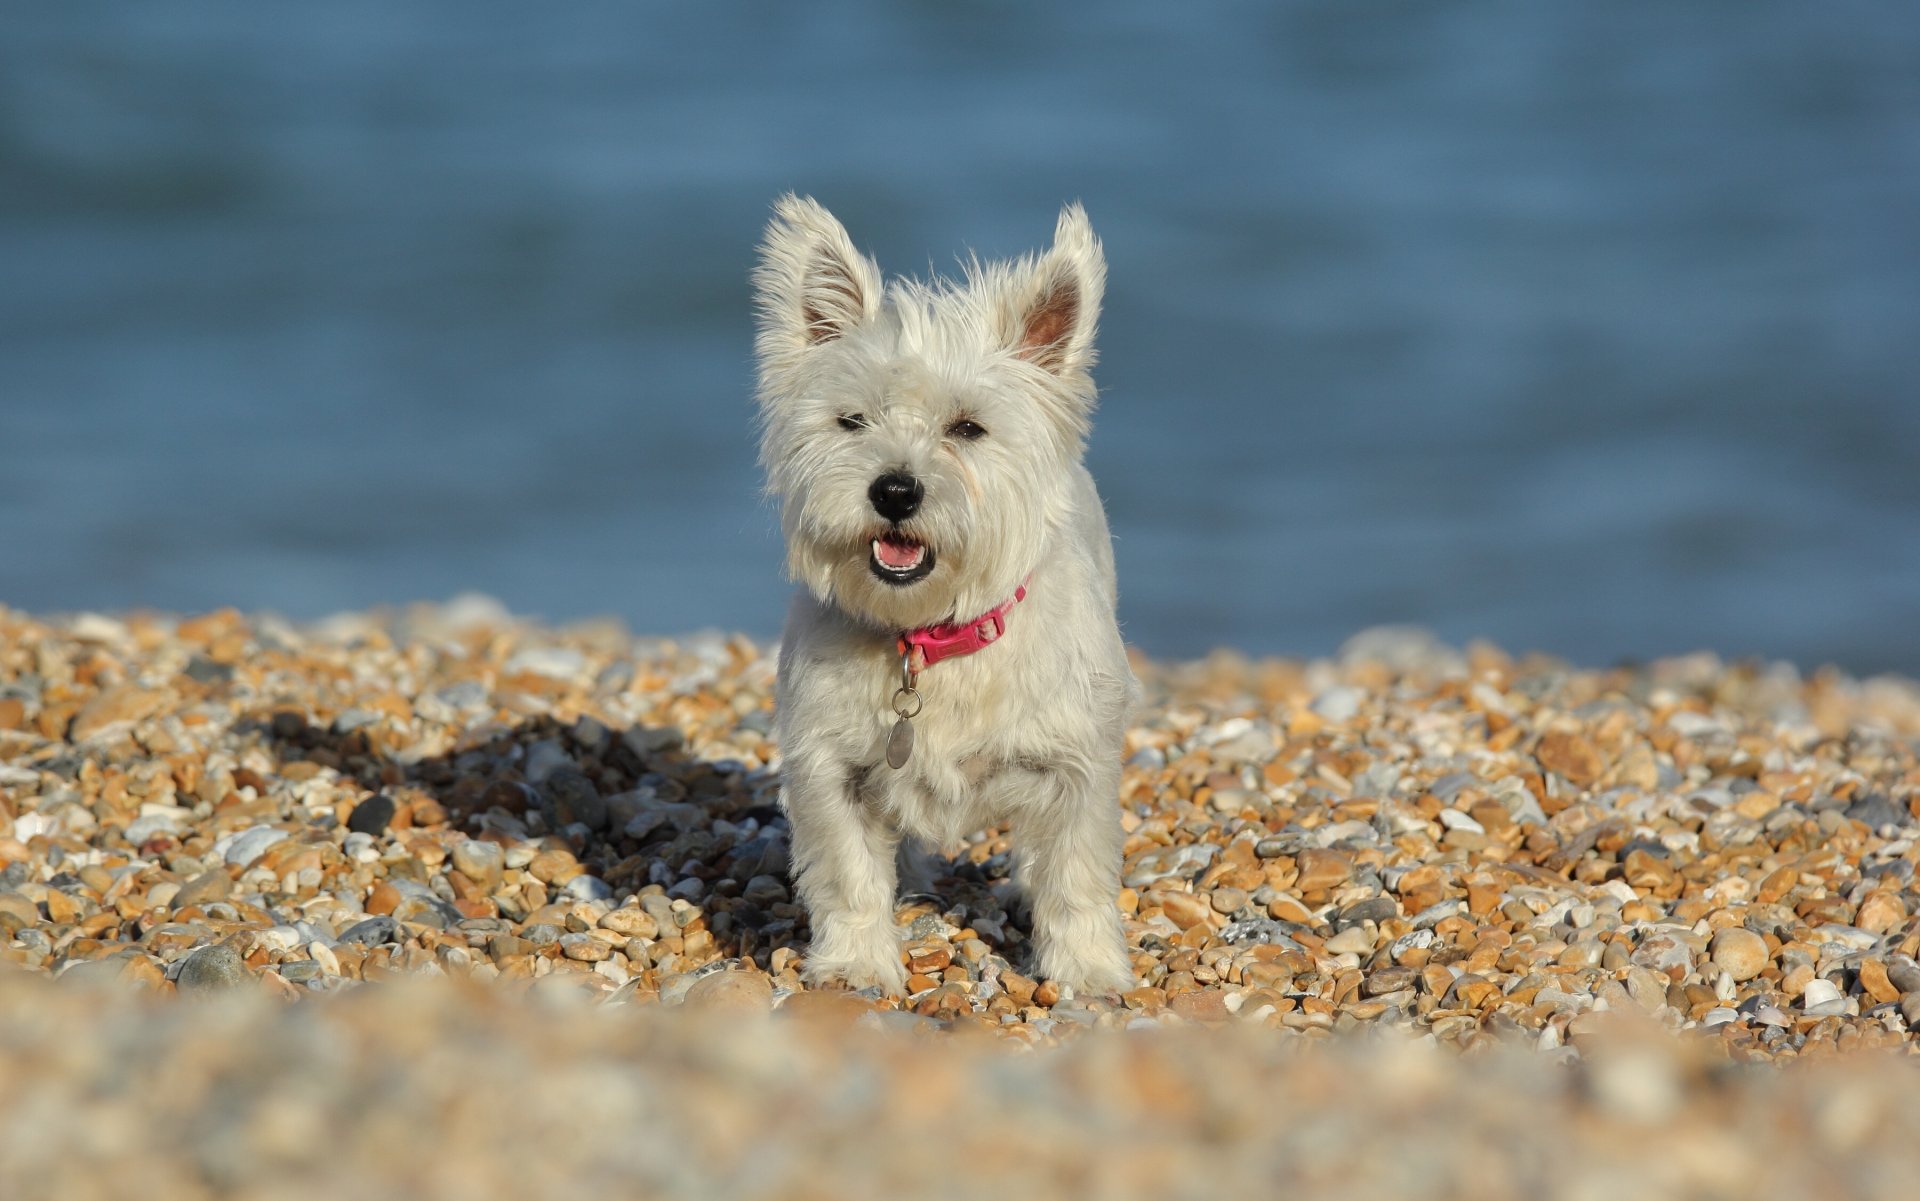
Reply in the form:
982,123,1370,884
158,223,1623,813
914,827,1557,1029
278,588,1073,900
3,2,1918,672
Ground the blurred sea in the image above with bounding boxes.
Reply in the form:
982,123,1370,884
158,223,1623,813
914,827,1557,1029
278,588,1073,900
2,1,1917,672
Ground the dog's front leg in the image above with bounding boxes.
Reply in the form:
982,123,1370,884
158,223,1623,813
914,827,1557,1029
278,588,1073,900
783,760,907,995
1013,766,1135,996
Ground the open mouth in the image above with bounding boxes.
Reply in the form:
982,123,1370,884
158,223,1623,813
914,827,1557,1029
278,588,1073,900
869,533,935,585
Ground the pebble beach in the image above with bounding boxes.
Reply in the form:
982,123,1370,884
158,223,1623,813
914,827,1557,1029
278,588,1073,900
4,597,1920,1198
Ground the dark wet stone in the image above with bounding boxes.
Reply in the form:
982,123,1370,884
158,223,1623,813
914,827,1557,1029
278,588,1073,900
347,794,397,836
337,915,401,946
539,768,607,832
1846,793,1908,832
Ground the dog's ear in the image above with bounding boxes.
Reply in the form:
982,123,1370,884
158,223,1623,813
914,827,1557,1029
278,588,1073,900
754,196,882,384
1006,203,1106,379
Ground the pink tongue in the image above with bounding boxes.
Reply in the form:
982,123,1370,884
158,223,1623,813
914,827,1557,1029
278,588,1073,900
876,538,922,569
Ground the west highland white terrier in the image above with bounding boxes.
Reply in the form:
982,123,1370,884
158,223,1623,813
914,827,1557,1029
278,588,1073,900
753,195,1135,996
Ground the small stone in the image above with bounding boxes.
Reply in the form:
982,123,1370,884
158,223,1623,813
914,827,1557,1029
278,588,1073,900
450,839,505,892
338,916,401,946
69,685,171,741
1168,989,1231,1022
559,875,613,903
1631,933,1695,978
527,850,580,885
559,934,611,962
684,970,773,1014
175,944,248,992
999,971,1037,1006
1294,849,1353,892
1709,927,1768,983
599,907,660,939
172,869,231,909
539,768,607,832
1310,687,1364,722
1755,867,1798,905
1535,730,1602,786
364,882,401,917
1800,978,1843,1010
1855,892,1907,935
1157,891,1213,930
906,942,952,974
1886,956,1920,995
488,934,534,964
347,795,397,836
1210,887,1249,914
1323,927,1374,956
43,889,82,925
1858,959,1900,1005
222,825,289,868
1558,940,1605,969
1122,844,1217,888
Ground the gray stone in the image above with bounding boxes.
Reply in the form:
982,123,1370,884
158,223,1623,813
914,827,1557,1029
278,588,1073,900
622,726,684,761
728,833,790,878
1846,793,1908,832
1126,747,1166,771
337,916,401,946
332,707,382,733
1310,686,1365,722
560,874,613,903
175,944,248,992
1122,843,1217,888
539,768,607,832
1410,900,1464,930
742,874,788,905
1334,897,1399,930
124,811,188,845
222,826,289,868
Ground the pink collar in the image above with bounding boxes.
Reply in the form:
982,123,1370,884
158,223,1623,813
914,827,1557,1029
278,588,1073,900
896,577,1030,673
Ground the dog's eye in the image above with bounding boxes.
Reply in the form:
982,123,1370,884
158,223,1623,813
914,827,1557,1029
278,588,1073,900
947,419,987,441
837,414,868,432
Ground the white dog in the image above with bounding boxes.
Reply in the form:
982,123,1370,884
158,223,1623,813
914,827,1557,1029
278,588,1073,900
753,195,1136,997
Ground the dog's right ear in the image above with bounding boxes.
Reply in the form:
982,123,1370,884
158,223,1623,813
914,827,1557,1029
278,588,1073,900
754,196,882,390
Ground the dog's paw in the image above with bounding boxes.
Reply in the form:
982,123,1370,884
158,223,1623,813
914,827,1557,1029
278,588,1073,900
800,953,908,998
1033,948,1136,1000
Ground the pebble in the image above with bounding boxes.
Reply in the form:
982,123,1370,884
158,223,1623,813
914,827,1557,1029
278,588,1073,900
222,826,290,868
1710,928,1768,983
450,839,505,891
684,970,774,1014
347,795,397,835
175,944,248,992
1122,844,1216,888
1800,979,1843,1010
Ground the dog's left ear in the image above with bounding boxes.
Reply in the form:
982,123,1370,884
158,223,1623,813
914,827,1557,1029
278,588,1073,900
1006,203,1106,380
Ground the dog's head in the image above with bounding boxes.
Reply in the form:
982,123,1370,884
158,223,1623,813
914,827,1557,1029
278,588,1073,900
753,196,1105,631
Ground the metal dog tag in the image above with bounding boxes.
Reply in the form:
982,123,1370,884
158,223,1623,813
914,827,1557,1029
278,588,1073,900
886,653,924,771
885,716,915,769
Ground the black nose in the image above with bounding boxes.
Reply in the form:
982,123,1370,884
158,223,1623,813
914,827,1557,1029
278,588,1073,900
868,472,923,523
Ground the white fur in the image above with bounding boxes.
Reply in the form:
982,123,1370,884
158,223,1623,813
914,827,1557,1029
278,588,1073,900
754,195,1136,996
